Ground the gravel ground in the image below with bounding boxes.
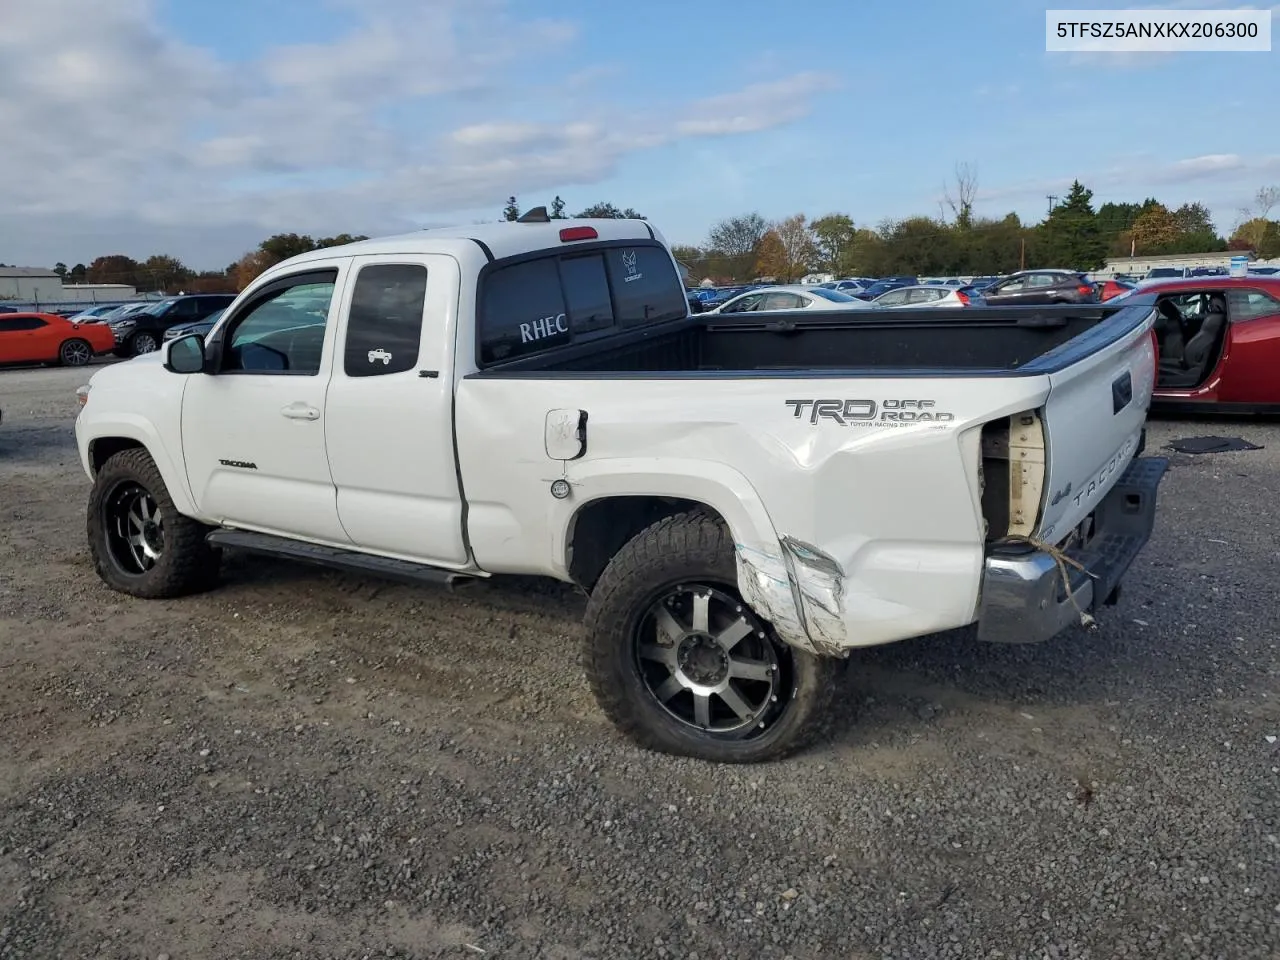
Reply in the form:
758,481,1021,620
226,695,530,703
1,364,1278,960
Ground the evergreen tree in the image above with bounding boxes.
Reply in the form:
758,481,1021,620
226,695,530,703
1036,181,1107,269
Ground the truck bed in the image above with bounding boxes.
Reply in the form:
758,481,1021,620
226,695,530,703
475,298,1158,379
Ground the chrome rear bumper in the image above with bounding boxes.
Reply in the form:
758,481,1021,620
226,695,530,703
976,455,1168,644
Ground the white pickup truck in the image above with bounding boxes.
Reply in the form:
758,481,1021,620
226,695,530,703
74,210,1168,762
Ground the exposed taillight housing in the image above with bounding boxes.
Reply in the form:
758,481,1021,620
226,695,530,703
979,410,1046,543
559,226,598,242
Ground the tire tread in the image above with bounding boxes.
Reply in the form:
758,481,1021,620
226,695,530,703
87,448,221,599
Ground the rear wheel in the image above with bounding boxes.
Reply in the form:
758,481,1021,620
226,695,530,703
582,510,843,762
87,448,221,598
59,338,93,366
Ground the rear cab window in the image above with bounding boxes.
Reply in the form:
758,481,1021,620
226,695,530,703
478,241,686,366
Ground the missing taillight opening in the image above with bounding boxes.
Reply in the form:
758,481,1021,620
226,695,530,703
979,410,1046,542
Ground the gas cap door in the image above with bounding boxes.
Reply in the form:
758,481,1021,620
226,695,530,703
545,409,587,460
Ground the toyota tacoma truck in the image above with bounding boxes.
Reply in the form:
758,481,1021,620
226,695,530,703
74,209,1167,763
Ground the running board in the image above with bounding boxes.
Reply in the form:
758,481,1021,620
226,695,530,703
205,530,475,588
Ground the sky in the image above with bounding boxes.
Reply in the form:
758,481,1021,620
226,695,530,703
1,0,1278,271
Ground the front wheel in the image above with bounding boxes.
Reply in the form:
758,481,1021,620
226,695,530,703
582,510,843,762
87,448,222,598
59,338,93,366
129,332,159,355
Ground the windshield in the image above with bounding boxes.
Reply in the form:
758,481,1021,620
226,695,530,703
141,298,178,316
807,288,856,302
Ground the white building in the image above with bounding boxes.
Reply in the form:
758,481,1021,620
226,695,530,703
0,267,62,303
57,283,138,303
1095,249,1255,279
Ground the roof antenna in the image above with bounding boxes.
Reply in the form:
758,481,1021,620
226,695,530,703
517,206,550,223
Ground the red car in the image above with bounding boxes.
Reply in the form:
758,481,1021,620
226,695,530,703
1118,277,1280,412
1097,279,1136,301
0,312,116,367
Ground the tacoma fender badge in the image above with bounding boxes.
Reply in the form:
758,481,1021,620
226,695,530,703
218,459,258,470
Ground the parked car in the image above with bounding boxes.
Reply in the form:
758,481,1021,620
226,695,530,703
1116,276,1280,412
1097,279,1137,301
162,308,229,342
67,304,127,324
108,294,236,356
0,312,116,367
853,277,918,300
977,270,1099,306
871,285,970,308
817,279,870,295
74,216,1165,763
706,284,875,314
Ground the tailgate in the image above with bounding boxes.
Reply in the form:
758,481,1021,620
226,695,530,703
1035,309,1157,543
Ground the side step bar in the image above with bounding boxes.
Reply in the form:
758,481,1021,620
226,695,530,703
205,529,475,589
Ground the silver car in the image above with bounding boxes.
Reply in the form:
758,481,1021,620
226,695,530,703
871,285,970,308
707,285,876,314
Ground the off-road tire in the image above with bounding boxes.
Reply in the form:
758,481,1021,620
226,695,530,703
87,448,222,598
582,510,844,763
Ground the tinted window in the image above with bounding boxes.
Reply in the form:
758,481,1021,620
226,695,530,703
603,245,686,327
480,258,569,365
808,288,856,302
721,293,764,313
560,254,614,335
2,317,49,331
1227,288,1280,320
344,264,427,377
224,274,336,375
761,292,804,310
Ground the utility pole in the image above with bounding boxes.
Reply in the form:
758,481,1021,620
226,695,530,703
1046,195,1059,216
1020,237,1026,270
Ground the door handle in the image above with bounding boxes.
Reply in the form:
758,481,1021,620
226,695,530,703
281,402,320,421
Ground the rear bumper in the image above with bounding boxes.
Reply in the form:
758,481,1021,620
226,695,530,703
976,455,1168,644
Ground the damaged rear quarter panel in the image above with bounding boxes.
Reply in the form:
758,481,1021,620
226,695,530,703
457,373,1051,653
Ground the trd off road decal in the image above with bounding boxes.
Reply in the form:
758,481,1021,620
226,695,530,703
785,399,955,426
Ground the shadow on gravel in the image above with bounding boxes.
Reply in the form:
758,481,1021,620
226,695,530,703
0,421,78,463
220,551,585,617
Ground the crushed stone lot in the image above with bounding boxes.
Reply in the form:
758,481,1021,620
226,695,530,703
1,364,1278,960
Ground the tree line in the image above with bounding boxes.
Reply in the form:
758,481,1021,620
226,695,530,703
23,180,1280,296
674,179,1280,284
31,233,371,296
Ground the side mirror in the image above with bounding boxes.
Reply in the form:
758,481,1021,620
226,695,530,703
163,333,206,374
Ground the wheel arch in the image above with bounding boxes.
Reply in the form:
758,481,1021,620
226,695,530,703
557,461,815,654
83,422,198,517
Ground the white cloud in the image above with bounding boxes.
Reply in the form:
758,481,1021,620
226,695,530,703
0,0,833,267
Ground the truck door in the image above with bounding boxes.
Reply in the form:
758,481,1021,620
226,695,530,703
323,254,470,566
180,267,350,543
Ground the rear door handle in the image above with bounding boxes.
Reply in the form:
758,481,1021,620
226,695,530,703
281,402,320,421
